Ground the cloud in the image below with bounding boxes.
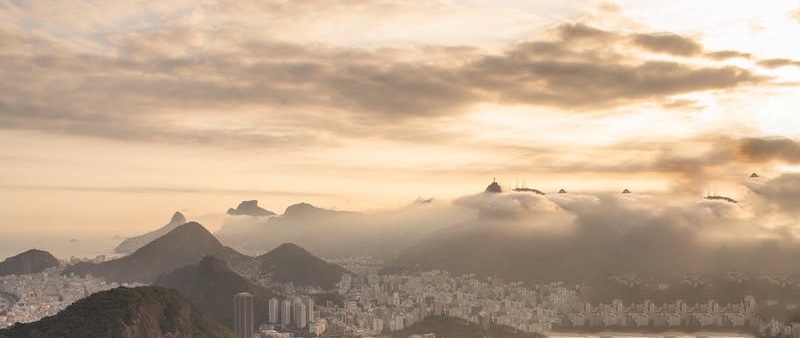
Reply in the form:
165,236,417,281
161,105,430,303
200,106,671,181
546,193,601,211
736,137,800,163
706,50,752,60
0,184,333,196
489,136,800,196
758,58,800,68
403,188,783,284
475,59,756,108
454,192,562,219
0,4,770,148
559,23,618,41
632,33,703,56
745,173,800,213
661,98,705,110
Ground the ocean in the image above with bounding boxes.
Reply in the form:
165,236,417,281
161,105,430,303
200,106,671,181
0,233,120,261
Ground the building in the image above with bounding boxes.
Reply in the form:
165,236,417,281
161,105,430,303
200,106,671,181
281,299,292,326
293,301,308,328
372,318,385,332
268,298,279,324
309,319,328,336
338,274,353,294
305,297,315,322
234,292,254,338
394,315,405,331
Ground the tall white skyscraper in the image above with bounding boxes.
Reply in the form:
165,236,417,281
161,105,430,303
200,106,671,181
293,301,308,328
268,298,279,324
305,297,315,322
234,292,254,338
281,299,292,326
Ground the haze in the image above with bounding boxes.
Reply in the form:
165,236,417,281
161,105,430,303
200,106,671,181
2,0,800,243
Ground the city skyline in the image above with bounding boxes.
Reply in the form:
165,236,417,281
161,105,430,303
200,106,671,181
4,2,800,336
1,1,800,236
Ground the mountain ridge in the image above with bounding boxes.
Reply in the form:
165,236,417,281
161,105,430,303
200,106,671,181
114,212,187,254
256,243,347,289
155,255,278,331
0,249,59,276
65,222,248,283
0,286,236,338
227,200,275,217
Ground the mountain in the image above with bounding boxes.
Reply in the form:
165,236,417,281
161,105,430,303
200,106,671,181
216,201,464,258
114,212,187,254
216,202,366,256
385,216,704,286
389,316,544,338
155,256,277,330
64,222,249,283
0,286,235,338
281,202,337,218
386,213,800,305
226,200,275,216
0,249,59,276
256,243,347,289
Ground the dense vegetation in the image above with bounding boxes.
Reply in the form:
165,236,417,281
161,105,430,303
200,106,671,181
156,255,278,330
257,243,347,289
0,249,59,277
0,286,236,338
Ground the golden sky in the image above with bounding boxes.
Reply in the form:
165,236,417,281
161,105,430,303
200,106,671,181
1,0,800,235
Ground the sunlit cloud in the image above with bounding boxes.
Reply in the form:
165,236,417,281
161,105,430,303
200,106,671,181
1,0,799,234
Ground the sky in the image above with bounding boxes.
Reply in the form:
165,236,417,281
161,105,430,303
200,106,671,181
1,0,800,239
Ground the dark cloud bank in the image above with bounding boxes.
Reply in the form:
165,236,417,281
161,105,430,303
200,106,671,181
0,21,766,145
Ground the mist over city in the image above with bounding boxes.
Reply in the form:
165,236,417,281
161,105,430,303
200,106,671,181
2,1,800,338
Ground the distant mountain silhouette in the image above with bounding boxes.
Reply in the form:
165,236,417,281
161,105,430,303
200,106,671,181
282,202,338,218
704,195,738,203
387,212,800,305
257,243,347,289
216,202,370,256
485,179,502,193
0,249,59,276
513,187,545,195
226,200,275,216
114,212,187,254
64,222,248,283
0,286,235,338
156,256,277,331
216,200,461,259
385,217,703,286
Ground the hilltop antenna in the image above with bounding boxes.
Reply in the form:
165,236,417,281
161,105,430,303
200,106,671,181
523,175,527,189
515,175,519,189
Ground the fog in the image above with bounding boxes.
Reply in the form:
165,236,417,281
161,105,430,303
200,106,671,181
214,199,474,258
207,173,800,287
